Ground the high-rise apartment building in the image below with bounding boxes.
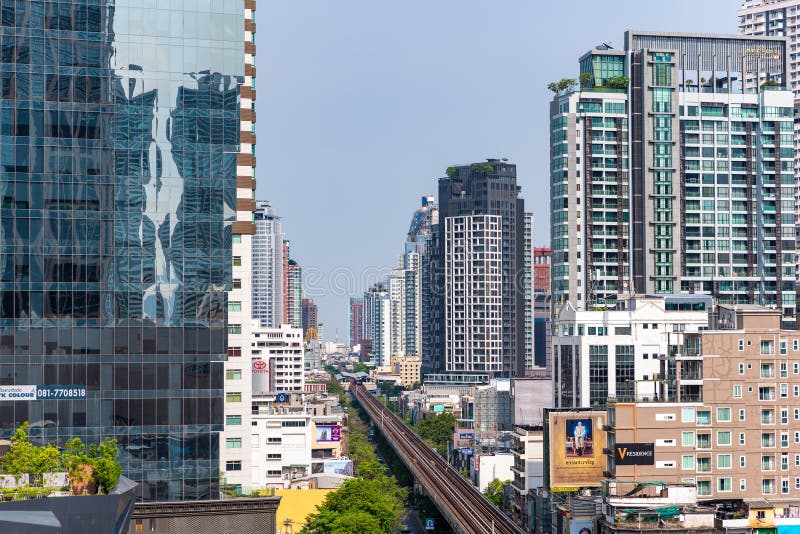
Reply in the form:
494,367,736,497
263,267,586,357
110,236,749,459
301,298,318,339
252,201,283,327
222,0,259,502
349,297,364,349
434,160,526,376
738,0,800,308
283,243,302,329
388,269,407,358
363,283,391,366
523,213,535,372
404,196,439,359
551,32,796,325
533,248,553,374
0,0,249,501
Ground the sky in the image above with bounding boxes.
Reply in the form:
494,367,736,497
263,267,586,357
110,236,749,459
257,0,737,340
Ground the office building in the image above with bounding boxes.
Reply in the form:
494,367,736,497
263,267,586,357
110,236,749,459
550,32,796,324
0,0,251,501
608,304,800,502
349,297,364,349
435,160,526,376
533,248,553,375
301,298,318,340
252,201,283,327
251,324,305,393
553,294,711,408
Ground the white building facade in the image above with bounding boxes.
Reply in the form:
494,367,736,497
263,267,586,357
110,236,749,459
252,200,283,327
444,214,503,373
553,295,711,409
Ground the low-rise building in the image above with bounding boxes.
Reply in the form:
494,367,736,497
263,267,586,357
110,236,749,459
598,481,716,534
392,355,421,387
510,425,544,527
553,295,711,409
608,304,800,503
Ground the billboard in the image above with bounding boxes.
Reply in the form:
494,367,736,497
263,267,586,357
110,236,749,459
316,425,341,442
548,411,607,490
614,443,655,466
313,459,353,476
252,358,269,395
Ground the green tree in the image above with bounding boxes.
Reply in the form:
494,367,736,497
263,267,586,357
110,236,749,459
302,478,404,534
547,78,576,95
0,422,37,486
483,478,508,508
579,72,593,87
62,436,122,493
416,412,455,457
761,79,781,88
605,75,629,90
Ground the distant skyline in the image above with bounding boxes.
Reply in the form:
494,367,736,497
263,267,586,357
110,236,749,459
257,0,736,339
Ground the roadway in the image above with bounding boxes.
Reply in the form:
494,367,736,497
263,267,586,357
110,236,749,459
351,382,525,534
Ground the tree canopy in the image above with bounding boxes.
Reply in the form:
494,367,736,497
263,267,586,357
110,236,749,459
483,478,509,508
416,412,455,457
0,422,122,494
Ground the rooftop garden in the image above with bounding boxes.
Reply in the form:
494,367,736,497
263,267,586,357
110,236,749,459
0,422,121,500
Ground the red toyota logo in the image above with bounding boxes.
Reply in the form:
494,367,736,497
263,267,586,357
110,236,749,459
253,360,267,370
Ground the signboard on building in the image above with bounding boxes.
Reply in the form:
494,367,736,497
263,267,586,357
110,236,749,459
548,411,607,490
614,443,655,465
252,358,270,396
0,385,86,401
0,385,36,401
316,425,341,442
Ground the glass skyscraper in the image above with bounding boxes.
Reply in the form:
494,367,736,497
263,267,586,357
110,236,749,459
0,0,244,500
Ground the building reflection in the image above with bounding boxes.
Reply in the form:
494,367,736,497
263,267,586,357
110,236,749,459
0,0,242,501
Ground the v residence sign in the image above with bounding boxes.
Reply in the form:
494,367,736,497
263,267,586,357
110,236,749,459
615,443,655,465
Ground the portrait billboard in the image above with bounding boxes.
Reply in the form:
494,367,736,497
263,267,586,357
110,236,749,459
548,411,607,490
316,425,341,442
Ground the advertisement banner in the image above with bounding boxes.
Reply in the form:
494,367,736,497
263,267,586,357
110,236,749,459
316,425,341,442
614,443,655,466
0,385,36,401
548,411,607,490
322,460,353,476
252,358,270,396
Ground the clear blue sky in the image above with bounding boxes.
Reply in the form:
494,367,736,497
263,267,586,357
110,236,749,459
257,0,737,340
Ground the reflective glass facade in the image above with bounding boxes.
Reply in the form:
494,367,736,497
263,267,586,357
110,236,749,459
0,0,244,501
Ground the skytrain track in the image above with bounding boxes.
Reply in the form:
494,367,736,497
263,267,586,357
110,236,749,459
351,381,525,534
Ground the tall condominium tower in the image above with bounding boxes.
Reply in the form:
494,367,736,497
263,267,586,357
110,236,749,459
738,0,800,305
363,283,391,366
301,298,318,339
0,0,248,501
222,0,259,499
523,213,535,372
550,32,796,325
252,201,283,327
403,196,438,358
434,160,526,377
349,297,364,349
533,248,553,375
285,258,302,329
